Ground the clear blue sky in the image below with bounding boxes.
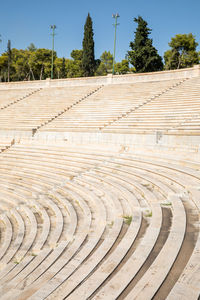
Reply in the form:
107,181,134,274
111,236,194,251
0,0,200,62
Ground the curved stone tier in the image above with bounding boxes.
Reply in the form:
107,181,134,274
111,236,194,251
0,142,199,299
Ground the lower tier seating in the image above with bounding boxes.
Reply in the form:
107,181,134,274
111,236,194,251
0,141,199,300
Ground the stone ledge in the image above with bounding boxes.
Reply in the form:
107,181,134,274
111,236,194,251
0,65,199,90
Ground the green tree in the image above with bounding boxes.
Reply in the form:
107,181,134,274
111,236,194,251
71,49,83,61
96,51,113,76
95,62,107,76
0,46,57,81
0,48,26,81
7,40,12,82
60,57,66,78
54,57,63,78
0,54,8,81
164,33,199,70
65,49,83,78
82,13,95,77
0,48,26,82
115,59,129,74
29,48,55,80
100,51,113,73
95,51,113,76
54,57,67,79
27,43,37,52
128,16,163,73
11,49,30,81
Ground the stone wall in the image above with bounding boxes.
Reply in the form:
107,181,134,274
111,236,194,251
0,65,199,90
33,131,200,153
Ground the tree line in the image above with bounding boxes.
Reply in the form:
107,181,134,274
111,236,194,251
0,14,199,81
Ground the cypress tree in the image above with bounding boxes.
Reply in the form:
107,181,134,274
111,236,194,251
82,13,95,77
128,16,163,73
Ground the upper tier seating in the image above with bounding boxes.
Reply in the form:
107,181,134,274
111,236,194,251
0,77,200,137
103,77,200,134
39,79,183,132
0,86,99,131
0,89,40,110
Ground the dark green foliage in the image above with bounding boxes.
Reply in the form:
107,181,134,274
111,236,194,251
128,16,163,73
95,59,101,73
115,59,129,74
95,51,113,75
164,34,199,70
82,13,95,77
0,53,8,82
60,57,66,78
29,48,56,80
100,51,113,73
95,62,107,76
27,43,37,52
0,47,56,81
71,49,83,61
7,40,12,82
66,49,84,78
55,57,67,78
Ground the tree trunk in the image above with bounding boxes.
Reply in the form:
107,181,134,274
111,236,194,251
40,65,43,80
30,68,35,80
8,63,10,82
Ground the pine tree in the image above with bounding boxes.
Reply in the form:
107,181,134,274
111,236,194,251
128,16,163,73
164,34,199,70
82,13,95,77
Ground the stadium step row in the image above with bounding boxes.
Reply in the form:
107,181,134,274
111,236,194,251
0,141,199,299
0,85,101,132
0,88,42,110
1,78,199,135
39,79,184,132
103,76,200,134
36,76,200,135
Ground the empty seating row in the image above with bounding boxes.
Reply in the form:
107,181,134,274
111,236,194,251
0,86,100,131
39,80,182,132
0,141,199,299
0,88,40,110
103,76,200,134
0,76,199,137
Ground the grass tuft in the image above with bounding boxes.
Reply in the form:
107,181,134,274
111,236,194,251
108,221,114,228
161,202,172,206
144,210,152,217
123,215,132,225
